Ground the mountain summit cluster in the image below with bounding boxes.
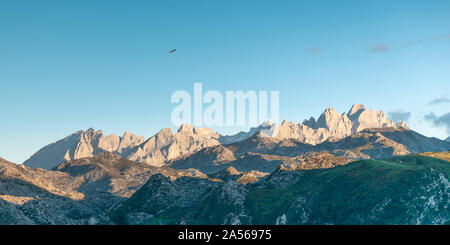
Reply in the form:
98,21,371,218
1,104,450,225
24,104,409,169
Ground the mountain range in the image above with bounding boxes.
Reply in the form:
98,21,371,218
1,104,450,225
24,104,412,170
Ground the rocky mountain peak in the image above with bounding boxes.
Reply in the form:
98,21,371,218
397,121,409,130
177,124,220,139
348,104,366,117
119,132,145,149
91,150,118,159
224,166,241,175
302,117,317,128
317,107,349,130
83,127,103,136
155,128,175,138
122,131,139,139
347,106,397,134
324,107,337,113
272,104,408,145
177,124,194,133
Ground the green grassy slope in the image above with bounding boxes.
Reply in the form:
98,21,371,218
246,155,450,224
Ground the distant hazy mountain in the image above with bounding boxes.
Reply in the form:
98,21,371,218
23,104,411,170
446,136,450,141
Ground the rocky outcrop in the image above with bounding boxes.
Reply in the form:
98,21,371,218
109,174,222,225
0,157,96,224
169,140,352,175
53,151,156,199
53,151,208,199
0,157,84,201
235,171,269,185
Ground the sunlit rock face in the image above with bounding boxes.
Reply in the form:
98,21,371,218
23,128,146,170
273,104,408,145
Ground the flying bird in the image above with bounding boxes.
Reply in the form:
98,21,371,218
169,49,177,53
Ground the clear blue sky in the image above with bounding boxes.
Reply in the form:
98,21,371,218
1,0,449,163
